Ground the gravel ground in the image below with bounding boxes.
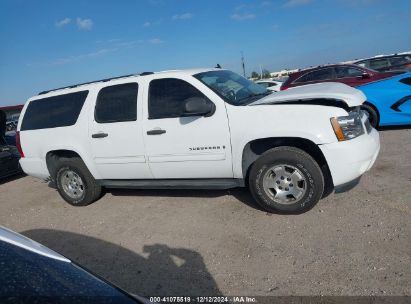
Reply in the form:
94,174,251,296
0,128,410,297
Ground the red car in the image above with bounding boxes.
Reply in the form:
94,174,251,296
281,64,401,90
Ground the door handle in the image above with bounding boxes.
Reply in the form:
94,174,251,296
92,132,108,138
147,129,166,135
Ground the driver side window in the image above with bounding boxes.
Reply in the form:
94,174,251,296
148,78,209,119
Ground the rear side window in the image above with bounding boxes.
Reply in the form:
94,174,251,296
149,78,207,119
335,67,363,78
390,56,411,66
21,91,88,131
95,83,138,123
295,68,334,83
369,59,389,70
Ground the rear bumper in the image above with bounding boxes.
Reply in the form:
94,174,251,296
334,176,361,193
19,158,49,179
320,128,380,188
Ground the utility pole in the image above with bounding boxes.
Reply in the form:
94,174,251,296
241,51,246,77
260,64,263,79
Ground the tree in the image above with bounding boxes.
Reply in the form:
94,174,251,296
251,71,259,79
262,69,271,79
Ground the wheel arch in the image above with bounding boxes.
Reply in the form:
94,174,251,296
45,149,98,180
362,101,380,122
241,137,334,198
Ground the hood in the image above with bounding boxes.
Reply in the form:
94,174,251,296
0,226,70,262
250,82,366,108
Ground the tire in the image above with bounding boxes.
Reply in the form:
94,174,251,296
55,157,101,206
361,104,379,128
249,146,324,214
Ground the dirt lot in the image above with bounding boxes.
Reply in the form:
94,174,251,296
0,129,410,297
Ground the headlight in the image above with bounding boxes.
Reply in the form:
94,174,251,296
330,111,364,141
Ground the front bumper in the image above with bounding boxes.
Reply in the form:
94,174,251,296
319,128,380,188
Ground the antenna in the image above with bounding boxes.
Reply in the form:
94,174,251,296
241,51,246,77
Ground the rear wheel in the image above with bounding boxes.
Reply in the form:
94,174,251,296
55,157,101,206
361,104,379,128
249,146,324,214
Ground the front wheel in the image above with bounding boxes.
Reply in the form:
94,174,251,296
249,146,324,214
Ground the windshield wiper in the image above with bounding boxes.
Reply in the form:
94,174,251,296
238,91,272,104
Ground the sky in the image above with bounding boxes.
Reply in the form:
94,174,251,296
0,0,410,106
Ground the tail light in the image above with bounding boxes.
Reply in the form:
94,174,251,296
16,131,24,157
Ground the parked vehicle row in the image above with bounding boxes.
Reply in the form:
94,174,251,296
16,68,379,214
0,110,22,179
280,64,401,90
254,61,411,127
353,53,411,73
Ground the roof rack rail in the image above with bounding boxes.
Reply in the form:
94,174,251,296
140,72,154,76
38,73,140,95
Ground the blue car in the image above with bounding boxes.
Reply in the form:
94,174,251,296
357,72,411,127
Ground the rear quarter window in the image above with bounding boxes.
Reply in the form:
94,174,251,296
21,91,88,131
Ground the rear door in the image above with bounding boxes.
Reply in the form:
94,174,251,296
89,82,152,179
142,76,233,179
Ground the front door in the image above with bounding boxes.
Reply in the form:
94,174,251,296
143,77,233,179
89,82,151,179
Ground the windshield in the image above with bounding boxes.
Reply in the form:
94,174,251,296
194,70,271,105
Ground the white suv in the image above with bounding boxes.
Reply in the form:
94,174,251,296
17,69,380,213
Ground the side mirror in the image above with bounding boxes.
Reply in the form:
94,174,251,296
183,97,215,117
358,73,370,79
